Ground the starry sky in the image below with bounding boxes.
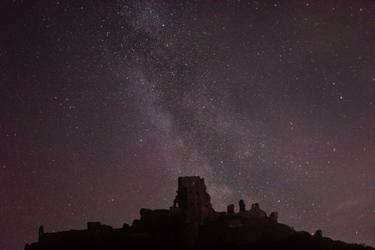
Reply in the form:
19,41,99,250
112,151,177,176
1,0,375,249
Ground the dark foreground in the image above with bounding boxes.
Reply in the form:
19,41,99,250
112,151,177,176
25,177,374,250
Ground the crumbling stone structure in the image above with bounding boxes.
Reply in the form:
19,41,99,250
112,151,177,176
227,204,235,215
239,199,246,212
172,176,214,224
248,203,267,218
25,176,316,250
270,212,278,222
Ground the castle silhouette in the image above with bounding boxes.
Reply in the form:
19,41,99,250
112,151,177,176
25,176,374,250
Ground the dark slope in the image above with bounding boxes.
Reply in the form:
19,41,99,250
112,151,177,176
25,177,374,250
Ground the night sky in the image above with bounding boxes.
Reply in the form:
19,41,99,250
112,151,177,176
1,0,375,249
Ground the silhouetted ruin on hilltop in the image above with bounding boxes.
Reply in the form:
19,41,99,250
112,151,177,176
25,176,374,250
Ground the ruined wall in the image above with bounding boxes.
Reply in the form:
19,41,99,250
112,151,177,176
173,176,214,224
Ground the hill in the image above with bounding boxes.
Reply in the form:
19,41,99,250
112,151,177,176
25,177,374,250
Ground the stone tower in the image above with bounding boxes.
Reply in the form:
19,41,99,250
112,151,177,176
173,176,214,224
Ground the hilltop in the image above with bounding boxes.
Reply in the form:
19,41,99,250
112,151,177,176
25,176,374,250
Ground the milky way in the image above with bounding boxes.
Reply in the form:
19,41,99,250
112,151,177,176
1,1,374,249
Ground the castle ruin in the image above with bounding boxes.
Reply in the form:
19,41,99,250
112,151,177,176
25,176,295,250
